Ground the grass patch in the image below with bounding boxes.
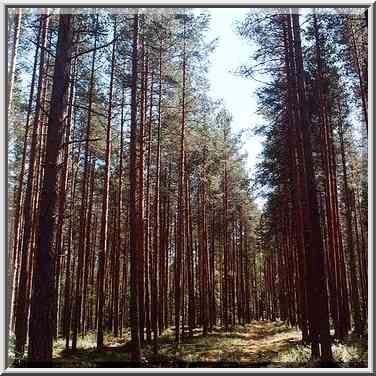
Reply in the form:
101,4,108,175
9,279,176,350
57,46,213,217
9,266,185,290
274,333,368,368
8,322,368,368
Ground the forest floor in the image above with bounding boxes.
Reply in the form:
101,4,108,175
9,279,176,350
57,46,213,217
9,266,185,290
11,321,368,368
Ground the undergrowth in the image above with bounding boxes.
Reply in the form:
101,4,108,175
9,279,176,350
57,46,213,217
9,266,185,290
8,322,368,368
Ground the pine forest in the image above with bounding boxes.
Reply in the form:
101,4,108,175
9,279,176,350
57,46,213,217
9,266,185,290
6,6,369,368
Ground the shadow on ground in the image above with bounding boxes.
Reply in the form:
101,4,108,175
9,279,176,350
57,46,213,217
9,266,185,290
12,320,368,368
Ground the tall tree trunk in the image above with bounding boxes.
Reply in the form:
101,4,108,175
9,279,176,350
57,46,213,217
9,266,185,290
71,15,98,350
175,22,187,344
63,145,80,350
114,84,126,338
96,18,116,351
53,50,77,340
282,16,309,342
186,174,195,336
144,70,154,343
82,155,96,337
15,13,49,358
152,41,163,353
28,13,74,363
137,44,146,345
313,14,344,340
291,11,332,362
200,175,210,336
223,134,229,331
338,116,363,335
128,13,141,362
10,16,41,333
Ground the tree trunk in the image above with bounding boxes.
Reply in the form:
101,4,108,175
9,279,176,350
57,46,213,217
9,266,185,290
96,18,116,351
72,14,99,351
10,14,41,334
175,23,187,344
144,70,154,343
338,115,363,335
128,13,141,362
291,12,332,362
15,13,49,358
52,49,77,340
28,13,74,363
137,44,146,344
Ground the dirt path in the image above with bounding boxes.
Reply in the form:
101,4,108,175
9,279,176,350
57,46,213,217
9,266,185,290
143,320,302,367
44,320,366,368
50,320,302,367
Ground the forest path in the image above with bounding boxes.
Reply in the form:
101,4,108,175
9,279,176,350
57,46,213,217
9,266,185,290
53,320,304,367
144,320,302,366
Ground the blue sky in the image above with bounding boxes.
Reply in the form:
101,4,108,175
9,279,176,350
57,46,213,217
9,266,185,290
203,8,265,204
202,8,366,210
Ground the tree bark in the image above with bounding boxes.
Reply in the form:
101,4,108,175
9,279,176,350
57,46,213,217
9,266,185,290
291,11,332,362
15,13,49,358
10,14,41,334
175,22,187,344
28,13,74,363
96,18,116,351
128,13,141,362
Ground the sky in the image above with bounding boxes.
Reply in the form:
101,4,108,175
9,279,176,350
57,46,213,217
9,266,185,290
203,8,265,200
